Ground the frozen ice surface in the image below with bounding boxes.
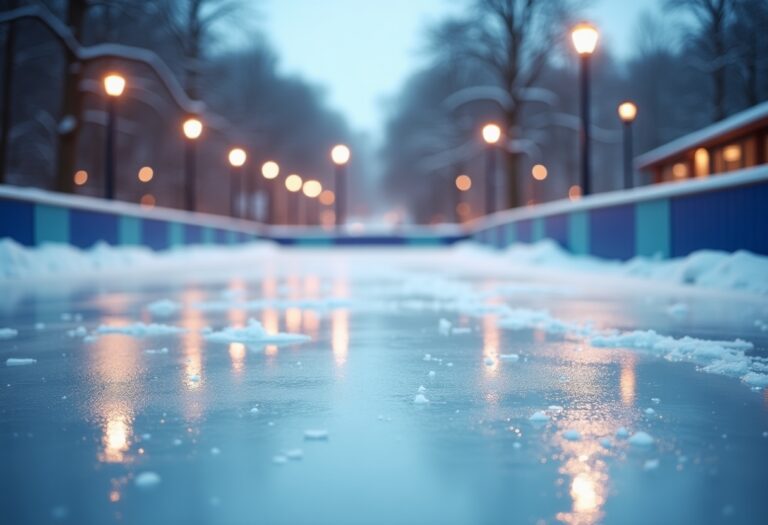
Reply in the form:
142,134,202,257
2,245,768,524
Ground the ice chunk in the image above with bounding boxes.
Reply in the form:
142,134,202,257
147,299,181,317
616,427,629,439
428,370,436,378
438,318,452,336
599,437,613,448
272,455,287,464
6,358,36,366
413,394,430,405
499,353,520,362
628,431,654,447
34,323,46,331
484,357,495,366
742,372,768,387
188,374,201,382
643,459,660,471
96,323,186,337
529,411,549,423
144,347,169,355
547,405,564,413
134,471,161,489
644,408,656,415
562,430,582,441
423,353,432,361
250,407,259,414
417,385,427,393
0,328,18,339
66,326,87,338
285,449,303,460
205,318,309,345
210,447,221,455
651,397,661,404
304,429,329,441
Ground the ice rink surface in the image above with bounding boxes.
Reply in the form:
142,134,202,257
2,246,768,525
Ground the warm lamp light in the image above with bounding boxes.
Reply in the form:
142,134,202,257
618,101,638,123
182,118,203,140
302,179,322,198
262,161,280,179
571,23,599,55
228,147,247,167
103,73,126,97
331,144,351,166
285,174,303,192
482,123,502,145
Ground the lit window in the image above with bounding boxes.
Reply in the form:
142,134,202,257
672,162,688,179
722,144,741,163
694,148,709,178
568,185,582,201
140,194,156,208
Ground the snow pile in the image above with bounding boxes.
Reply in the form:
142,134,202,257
0,327,18,339
6,358,36,366
0,239,275,282
95,322,186,337
590,330,765,388
204,318,310,345
494,239,768,295
146,299,181,317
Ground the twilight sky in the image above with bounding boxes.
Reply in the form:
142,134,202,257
259,0,663,138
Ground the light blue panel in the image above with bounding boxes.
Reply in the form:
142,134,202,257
635,199,670,258
568,210,589,255
407,237,442,246
34,205,69,244
294,237,334,247
532,218,545,242
169,223,184,247
118,216,141,245
227,231,237,244
504,222,517,246
202,227,214,244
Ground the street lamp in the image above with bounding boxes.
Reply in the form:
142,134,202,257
227,147,247,218
261,160,280,224
618,101,638,189
182,117,203,211
481,123,502,215
285,173,303,225
571,22,598,197
331,144,350,228
531,164,548,204
102,73,125,200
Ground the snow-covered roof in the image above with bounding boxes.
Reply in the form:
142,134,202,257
635,101,768,169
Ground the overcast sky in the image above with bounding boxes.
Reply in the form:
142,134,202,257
260,0,663,138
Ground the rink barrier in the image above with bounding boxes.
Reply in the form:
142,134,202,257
469,164,768,259
1,164,766,255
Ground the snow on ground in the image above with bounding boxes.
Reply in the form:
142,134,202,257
204,319,310,346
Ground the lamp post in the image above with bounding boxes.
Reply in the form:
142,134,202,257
331,144,350,228
182,117,203,211
481,123,501,215
618,101,638,189
285,173,303,225
455,173,471,222
261,160,280,224
571,22,599,197
227,147,247,218
302,179,323,226
102,73,125,200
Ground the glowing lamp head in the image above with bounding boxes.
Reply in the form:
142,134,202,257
319,189,335,205
138,166,154,182
228,147,247,167
532,164,548,181
455,174,472,191
618,101,638,123
571,23,599,55
261,161,280,180
182,118,203,140
331,144,351,166
285,174,303,192
482,123,502,145
103,73,126,97
302,179,322,198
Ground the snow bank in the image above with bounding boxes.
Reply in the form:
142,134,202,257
204,318,310,345
0,239,275,282
496,240,768,295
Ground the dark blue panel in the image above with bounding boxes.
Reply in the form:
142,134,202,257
184,224,202,245
69,209,119,248
141,219,169,251
671,182,768,257
0,198,34,246
495,225,505,249
544,213,569,248
589,205,635,260
517,219,532,243
214,229,229,244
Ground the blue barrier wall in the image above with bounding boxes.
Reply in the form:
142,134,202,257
471,166,768,259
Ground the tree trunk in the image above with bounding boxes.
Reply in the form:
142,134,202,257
54,0,87,193
0,0,18,185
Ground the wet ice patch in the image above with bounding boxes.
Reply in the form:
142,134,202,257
6,358,36,366
144,347,169,355
204,318,310,345
96,322,186,337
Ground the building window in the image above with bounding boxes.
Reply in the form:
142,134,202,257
694,148,709,177
672,162,689,179
722,143,742,172
744,137,757,168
